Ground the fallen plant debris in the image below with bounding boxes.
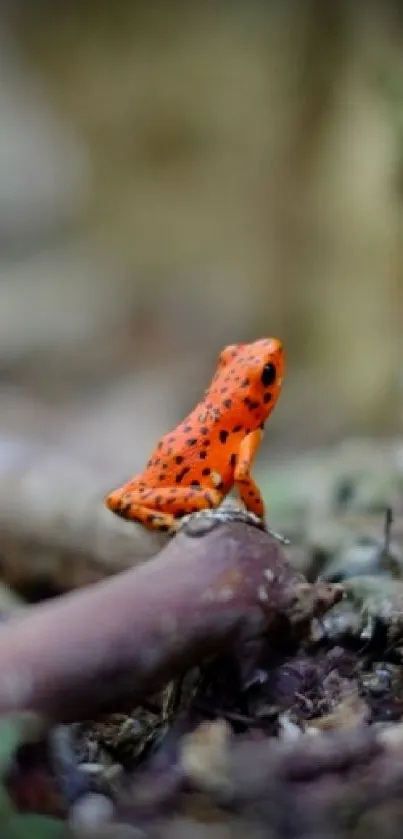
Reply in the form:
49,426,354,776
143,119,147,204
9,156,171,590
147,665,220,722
5,442,403,836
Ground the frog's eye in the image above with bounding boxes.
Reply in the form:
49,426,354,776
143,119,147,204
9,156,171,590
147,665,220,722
261,362,277,387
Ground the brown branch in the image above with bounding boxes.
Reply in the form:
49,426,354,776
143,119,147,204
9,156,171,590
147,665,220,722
0,517,341,723
0,438,166,594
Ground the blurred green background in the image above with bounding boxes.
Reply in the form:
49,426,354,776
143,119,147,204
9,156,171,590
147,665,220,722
1,0,402,484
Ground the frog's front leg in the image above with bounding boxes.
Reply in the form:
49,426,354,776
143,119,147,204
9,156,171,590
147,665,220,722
233,429,265,519
106,485,223,533
233,434,289,544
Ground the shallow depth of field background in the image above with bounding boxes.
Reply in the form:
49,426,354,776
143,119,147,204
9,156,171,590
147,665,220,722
1,1,403,487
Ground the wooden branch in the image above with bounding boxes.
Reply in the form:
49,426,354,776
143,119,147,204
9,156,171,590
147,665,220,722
0,517,341,723
0,437,165,594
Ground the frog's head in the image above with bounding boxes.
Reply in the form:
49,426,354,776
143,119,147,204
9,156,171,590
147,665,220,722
210,337,285,427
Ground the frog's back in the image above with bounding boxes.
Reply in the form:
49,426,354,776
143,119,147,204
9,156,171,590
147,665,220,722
139,401,237,494
140,336,285,493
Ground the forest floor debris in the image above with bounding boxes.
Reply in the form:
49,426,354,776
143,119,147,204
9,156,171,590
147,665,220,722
2,439,403,837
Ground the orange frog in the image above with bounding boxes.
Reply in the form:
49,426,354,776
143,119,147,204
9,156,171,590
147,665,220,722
106,337,285,533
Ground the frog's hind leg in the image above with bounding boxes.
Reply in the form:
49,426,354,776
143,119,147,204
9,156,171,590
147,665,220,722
106,485,222,533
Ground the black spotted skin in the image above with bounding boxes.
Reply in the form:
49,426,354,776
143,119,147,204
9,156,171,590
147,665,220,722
106,338,285,531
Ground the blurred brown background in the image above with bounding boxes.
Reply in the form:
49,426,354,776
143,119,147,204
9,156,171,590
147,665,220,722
0,0,402,487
